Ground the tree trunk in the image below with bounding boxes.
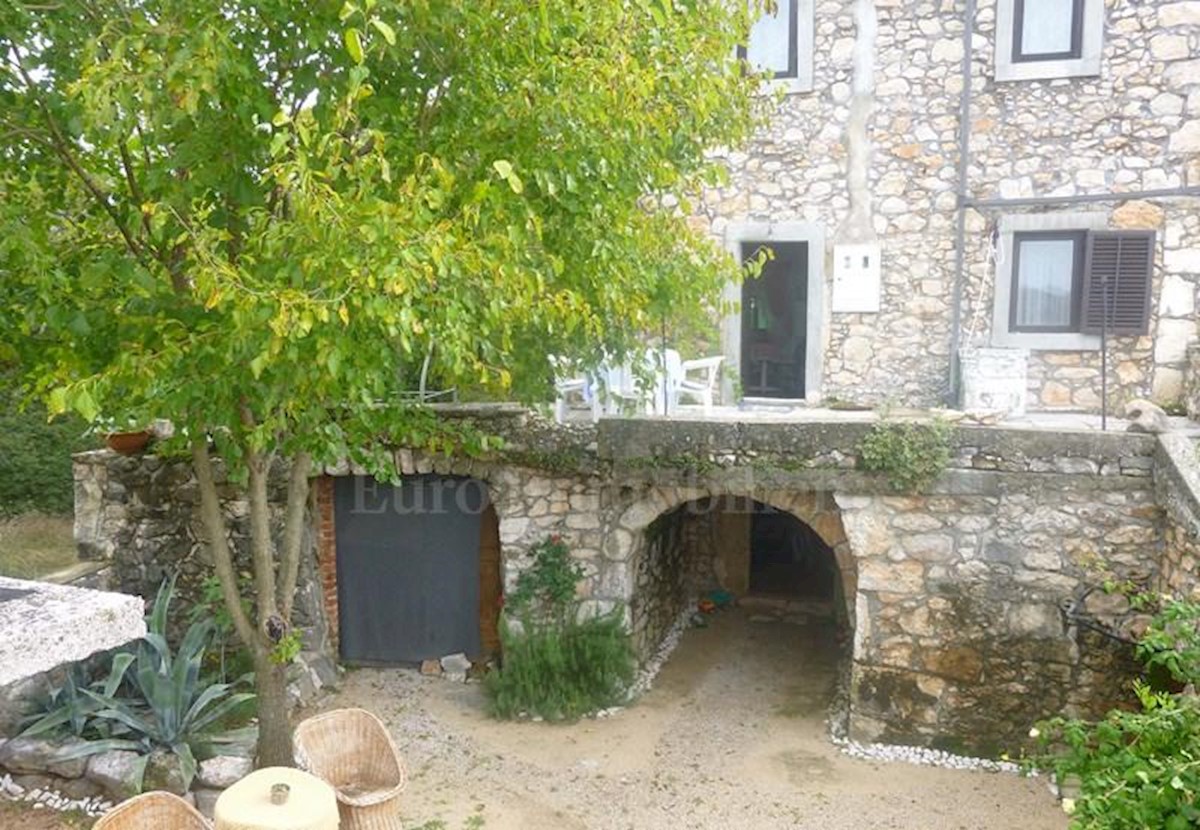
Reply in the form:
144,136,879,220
254,653,294,768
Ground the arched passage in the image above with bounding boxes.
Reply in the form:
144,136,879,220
620,488,855,668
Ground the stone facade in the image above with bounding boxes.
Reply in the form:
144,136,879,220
699,0,1200,412
74,409,1194,753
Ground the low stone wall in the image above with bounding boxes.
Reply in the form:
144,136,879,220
74,409,1179,754
0,735,251,819
1157,433,1200,600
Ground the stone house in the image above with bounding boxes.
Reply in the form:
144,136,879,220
54,1,1200,761
700,0,1200,414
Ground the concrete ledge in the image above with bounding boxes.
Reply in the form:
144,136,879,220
0,578,146,687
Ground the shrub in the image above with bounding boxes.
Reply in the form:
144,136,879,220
1030,599,1200,829
0,378,92,516
485,535,635,721
857,418,953,492
485,610,635,721
23,577,256,791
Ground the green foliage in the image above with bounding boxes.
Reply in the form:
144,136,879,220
505,535,584,624
187,575,256,684
23,577,256,792
0,0,761,472
1137,599,1200,687
1030,600,1200,829
857,419,953,492
487,535,634,720
485,609,636,722
0,380,91,516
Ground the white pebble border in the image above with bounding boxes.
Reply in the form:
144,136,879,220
830,735,1024,775
625,608,693,701
1,772,115,818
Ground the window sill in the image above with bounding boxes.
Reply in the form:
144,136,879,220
757,76,814,97
994,55,1101,83
990,330,1100,351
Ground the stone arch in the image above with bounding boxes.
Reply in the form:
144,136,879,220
616,484,857,659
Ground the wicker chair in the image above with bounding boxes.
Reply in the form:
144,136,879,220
94,790,212,830
294,708,407,830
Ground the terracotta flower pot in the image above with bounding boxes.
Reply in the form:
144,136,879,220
105,430,153,455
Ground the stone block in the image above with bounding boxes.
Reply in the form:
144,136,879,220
86,750,144,799
196,755,253,789
0,737,89,779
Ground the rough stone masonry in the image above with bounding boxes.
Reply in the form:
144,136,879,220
72,408,1200,754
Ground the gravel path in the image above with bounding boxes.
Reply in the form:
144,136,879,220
329,608,1069,830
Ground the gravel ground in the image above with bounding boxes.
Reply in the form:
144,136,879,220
329,608,1069,830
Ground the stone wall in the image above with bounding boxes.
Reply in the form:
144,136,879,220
76,411,1179,753
1157,432,1200,600
699,0,1200,411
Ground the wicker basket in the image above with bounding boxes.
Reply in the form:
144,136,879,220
94,790,212,830
294,708,407,830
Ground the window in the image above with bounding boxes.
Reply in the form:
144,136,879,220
1010,231,1086,333
742,0,798,79
993,215,1155,350
738,0,814,94
994,0,1103,82
1012,0,1084,63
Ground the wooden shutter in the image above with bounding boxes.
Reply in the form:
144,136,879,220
1081,230,1155,336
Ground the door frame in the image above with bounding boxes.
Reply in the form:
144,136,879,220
721,221,825,404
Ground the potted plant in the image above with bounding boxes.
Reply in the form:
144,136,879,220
96,417,155,455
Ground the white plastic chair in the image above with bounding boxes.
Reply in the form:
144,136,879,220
673,355,724,415
551,357,600,423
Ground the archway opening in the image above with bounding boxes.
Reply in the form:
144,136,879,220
748,503,838,601
629,493,852,728
630,494,852,663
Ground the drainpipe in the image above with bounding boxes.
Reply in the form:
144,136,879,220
947,0,979,407
837,0,878,247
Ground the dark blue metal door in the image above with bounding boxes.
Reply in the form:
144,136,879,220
334,475,486,664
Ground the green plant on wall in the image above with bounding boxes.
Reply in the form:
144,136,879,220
1028,598,1200,829
857,418,953,493
486,535,635,721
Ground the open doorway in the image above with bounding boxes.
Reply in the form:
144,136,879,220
740,241,808,399
748,504,837,600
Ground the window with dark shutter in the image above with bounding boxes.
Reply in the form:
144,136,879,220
1080,231,1156,336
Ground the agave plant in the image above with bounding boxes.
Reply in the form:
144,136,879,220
27,576,257,792
22,653,134,740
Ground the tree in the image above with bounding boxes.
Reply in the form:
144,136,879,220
0,0,759,765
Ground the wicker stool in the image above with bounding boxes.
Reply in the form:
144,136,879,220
95,791,212,830
294,708,407,830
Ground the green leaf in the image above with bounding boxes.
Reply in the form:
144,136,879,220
47,387,68,416
370,18,396,46
343,27,364,64
492,159,513,179
73,388,99,423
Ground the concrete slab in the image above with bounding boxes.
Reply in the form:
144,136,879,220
0,577,145,687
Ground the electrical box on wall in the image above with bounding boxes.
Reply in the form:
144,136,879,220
831,243,882,313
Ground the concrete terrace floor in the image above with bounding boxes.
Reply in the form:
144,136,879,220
327,607,1069,830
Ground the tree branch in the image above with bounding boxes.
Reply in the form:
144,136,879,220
278,452,313,621
191,438,259,652
6,50,151,270
240,403,279,629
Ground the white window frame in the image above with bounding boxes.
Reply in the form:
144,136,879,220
720,221,825,402
994,0,1104,83
991,212,1106,351
742,0,815,95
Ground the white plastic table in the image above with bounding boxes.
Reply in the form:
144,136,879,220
214,766,340,830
